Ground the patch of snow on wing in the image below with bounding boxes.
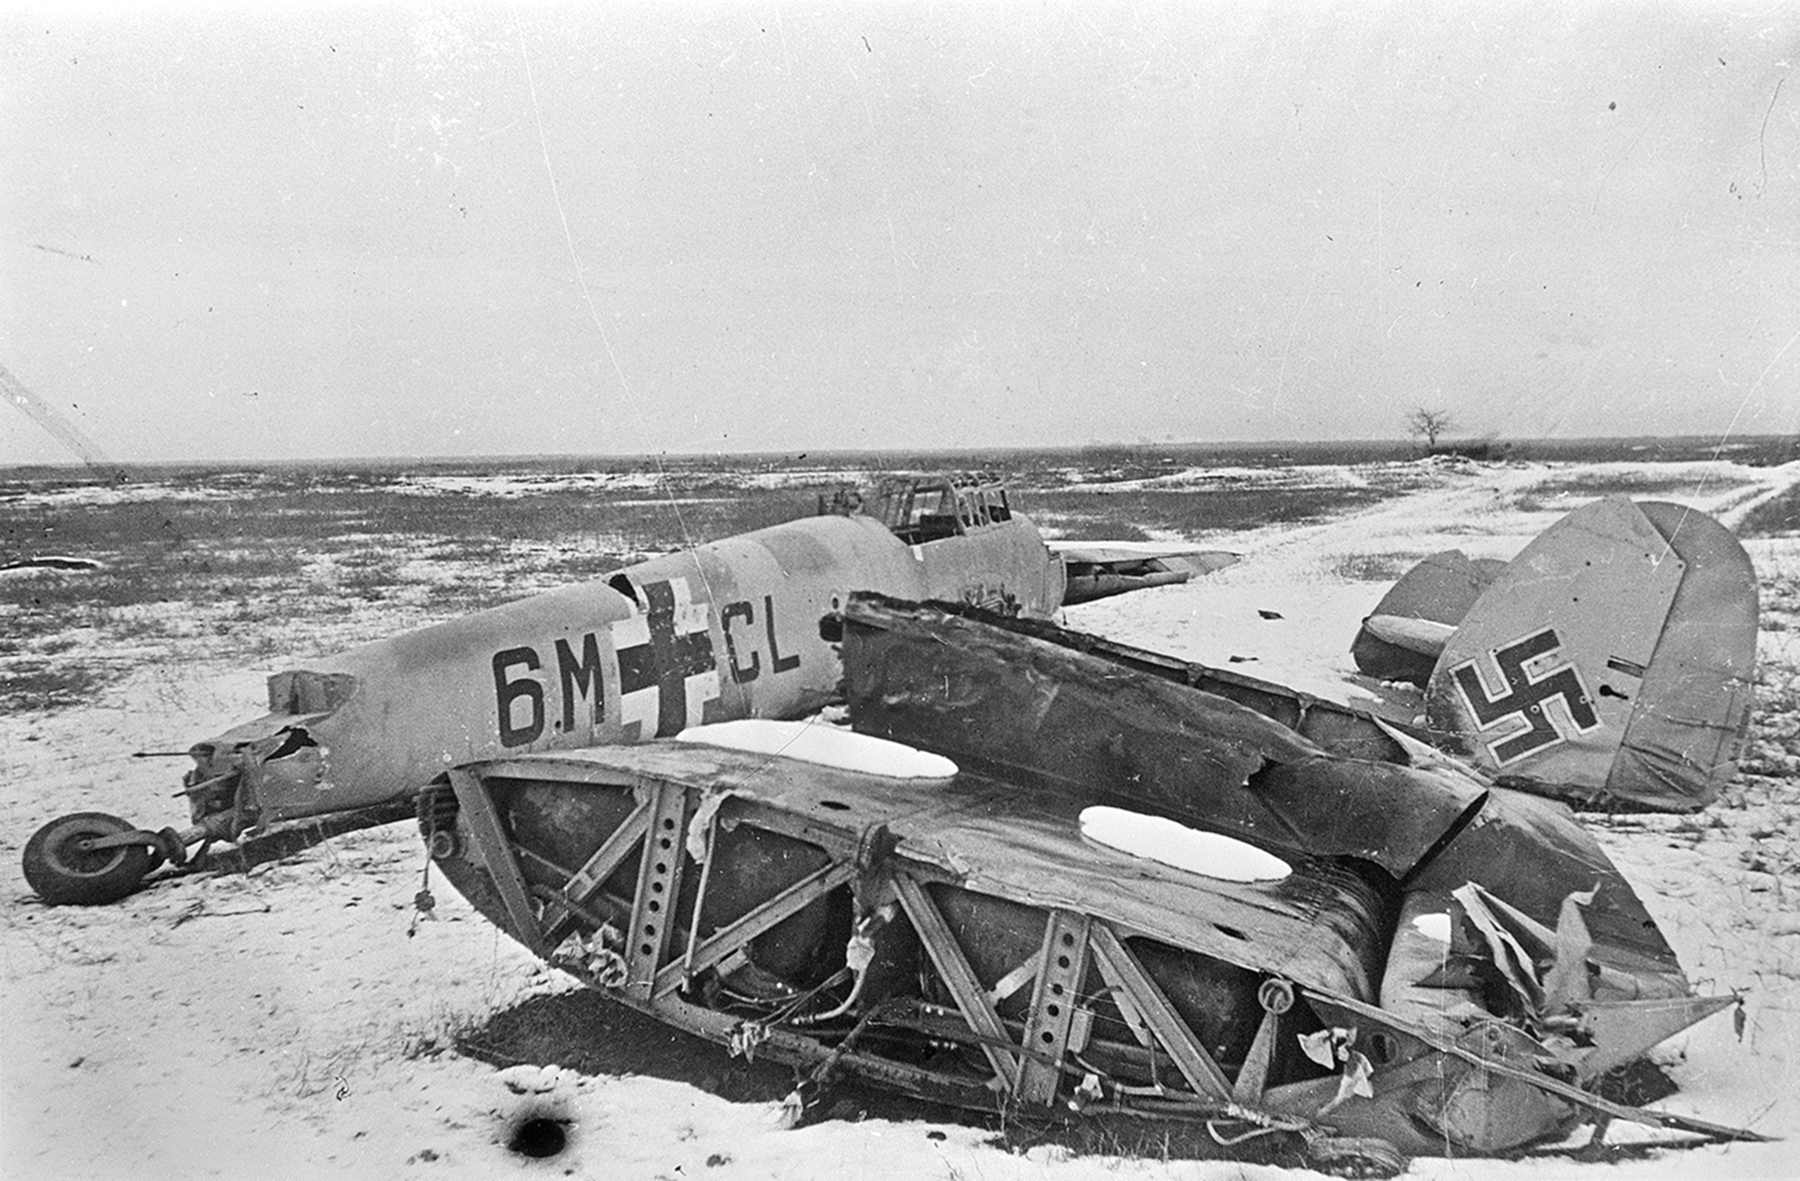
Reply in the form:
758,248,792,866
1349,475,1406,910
1411,912,1453,943
676,719,957,779
1079,806,1291,882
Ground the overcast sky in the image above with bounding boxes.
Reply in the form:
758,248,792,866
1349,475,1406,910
2,1,1795,465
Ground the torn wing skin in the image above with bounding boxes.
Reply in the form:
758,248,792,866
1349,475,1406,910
837,595,1686,985
827,601,1745,1140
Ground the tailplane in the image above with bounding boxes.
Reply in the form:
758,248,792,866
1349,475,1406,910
1351,551,1505,685
1417,497,1757,811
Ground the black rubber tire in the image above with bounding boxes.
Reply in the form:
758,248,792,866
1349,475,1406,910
22,812,155,905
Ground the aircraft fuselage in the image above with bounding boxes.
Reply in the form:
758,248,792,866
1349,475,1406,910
187,508,1063,831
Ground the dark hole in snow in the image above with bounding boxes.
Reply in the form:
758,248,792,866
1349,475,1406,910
1214,923,1248,941
817,799,850,811
609,574,641,605
1598,684,1630,701
508,1116,568,1159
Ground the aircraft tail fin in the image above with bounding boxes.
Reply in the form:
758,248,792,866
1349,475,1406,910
1421,497,1758,811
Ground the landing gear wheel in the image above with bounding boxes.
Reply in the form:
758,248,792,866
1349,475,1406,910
23,812,156,905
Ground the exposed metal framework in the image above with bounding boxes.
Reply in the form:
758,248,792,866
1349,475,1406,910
440,763,1265,1113
432,756,1764,1163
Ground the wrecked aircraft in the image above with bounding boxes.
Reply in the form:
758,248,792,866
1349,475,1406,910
21,489,1754,910
22,473,1230,906
420,591,1765,1170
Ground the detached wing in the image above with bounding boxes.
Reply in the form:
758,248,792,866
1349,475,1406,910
1050,541,1239,605
1361,614,1458,660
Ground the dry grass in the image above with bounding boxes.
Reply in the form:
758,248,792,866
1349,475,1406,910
1330,552,1425,582
1739,487,1800,539
1525,473,1743,501
0,657,105,712
0,469,828,712
1023,486,1390,541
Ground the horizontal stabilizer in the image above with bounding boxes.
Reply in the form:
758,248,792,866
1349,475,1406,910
1351,550,1505,686
1568,994,1740,1082
1363,614,1457,659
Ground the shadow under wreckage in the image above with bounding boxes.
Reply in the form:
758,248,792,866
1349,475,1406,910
421,594,1767,1174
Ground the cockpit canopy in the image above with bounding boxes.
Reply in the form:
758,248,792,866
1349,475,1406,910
865,473,1014,545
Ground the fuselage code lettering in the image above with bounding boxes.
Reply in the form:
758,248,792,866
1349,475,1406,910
490,579,802,748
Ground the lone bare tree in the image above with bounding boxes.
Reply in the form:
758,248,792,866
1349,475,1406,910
1406,407,1455,453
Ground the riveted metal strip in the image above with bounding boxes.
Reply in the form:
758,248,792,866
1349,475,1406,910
624,779,691,1000
1015,909,1090,1105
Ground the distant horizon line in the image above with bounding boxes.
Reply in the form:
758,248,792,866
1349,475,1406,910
2,432,1792,476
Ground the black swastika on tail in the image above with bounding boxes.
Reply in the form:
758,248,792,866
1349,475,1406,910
1450,627,1600,765
617,579,715,738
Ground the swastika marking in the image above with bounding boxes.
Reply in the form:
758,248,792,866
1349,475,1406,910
1450,627,1600,765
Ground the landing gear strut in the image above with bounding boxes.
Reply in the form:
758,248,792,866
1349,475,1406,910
21,799,414,905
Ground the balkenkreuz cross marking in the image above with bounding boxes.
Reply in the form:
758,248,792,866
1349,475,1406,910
616,578,717,738
1449,627,1600,765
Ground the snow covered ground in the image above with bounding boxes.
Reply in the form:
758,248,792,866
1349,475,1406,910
3,456,1798,1181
